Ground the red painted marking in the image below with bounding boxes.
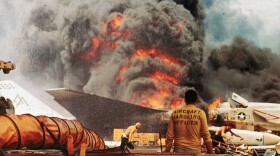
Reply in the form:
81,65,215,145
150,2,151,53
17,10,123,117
253,109,279,120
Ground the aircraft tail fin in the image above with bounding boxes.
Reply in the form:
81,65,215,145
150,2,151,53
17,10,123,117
0,80,75,119
228,92,249,108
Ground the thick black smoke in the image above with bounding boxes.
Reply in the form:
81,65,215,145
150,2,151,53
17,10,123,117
14,0,280,107
173,0,206,42
15,0,206,109
203,36,280,103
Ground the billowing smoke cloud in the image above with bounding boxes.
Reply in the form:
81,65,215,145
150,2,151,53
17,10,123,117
14,0,206,109
5,0,280,108
173,0,206,42
199,0,280,103
203,36,280,103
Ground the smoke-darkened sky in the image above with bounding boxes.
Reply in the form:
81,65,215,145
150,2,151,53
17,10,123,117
0,0,280,106
200,0,280,102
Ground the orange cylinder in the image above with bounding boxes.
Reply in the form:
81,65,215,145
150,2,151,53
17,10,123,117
0,114,106,151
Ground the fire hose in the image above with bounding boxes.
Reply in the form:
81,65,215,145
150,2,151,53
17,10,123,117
0,114,107,153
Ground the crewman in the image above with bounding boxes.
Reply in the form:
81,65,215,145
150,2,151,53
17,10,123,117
6,98,15,110
120,122,141,150
0,96,9,115
164,89,213,154
212,123,244,147
0,96,15,115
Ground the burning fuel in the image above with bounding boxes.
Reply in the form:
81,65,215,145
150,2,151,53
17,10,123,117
11,0,280,107
16,0,206,110
208,97,222,110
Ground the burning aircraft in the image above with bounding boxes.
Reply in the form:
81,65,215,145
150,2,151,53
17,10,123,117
2,80,280,155
209,92,280,133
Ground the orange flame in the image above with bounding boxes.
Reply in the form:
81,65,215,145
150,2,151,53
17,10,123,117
129,80,183,109
208,97,222,110
107,15,131,38
170,98,184,109
132,49,183,67
115,48,184,109
176,22,183,33
115,48,183,83
78,14,187,110
79,15,133,61
138,89,170,109
102,22,107,34
150,71,179,85
116,65,129,81
103,41,118,48
109,15,124,28
79,37,101,60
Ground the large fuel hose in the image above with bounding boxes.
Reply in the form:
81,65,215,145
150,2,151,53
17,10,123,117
0,114,107,152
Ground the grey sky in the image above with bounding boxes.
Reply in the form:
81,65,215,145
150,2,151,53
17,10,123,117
203,0,280,53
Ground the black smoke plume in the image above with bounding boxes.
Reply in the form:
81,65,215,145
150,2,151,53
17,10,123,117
13,0,280,107
16,0,206,109
203,36,280,103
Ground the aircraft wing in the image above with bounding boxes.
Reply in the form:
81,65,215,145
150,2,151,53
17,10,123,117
253,109,280,124
46,88,170,138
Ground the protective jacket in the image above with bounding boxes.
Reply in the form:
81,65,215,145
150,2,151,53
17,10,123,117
166,104,212,151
